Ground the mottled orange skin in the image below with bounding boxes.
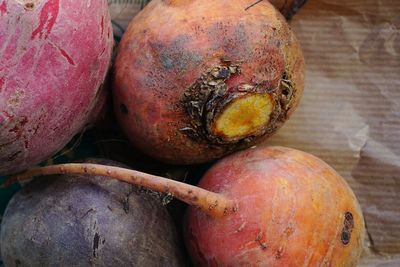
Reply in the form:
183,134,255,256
113,0,304,164
185,146,365,266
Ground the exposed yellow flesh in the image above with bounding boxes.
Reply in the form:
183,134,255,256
213,94,273,140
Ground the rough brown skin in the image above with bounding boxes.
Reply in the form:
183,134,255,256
113,0,305,164
1,159,185,267
7,147,365,266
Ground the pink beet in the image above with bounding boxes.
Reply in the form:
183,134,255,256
0,0,113,175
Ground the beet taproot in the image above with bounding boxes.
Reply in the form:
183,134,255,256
0,0,113,175
1,159,185,267
113,0,305,164
7,146,365,266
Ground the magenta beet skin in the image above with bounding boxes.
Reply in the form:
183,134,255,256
0,0,113,175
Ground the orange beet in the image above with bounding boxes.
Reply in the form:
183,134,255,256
185,146,365,266
8,146,365,266
113,0,305,164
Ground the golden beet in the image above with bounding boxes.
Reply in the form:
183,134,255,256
185,146,365,266
113,0,305,164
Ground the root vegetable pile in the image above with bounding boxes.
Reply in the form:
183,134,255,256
5,146,366,266
1,1,367,266
113,0,305,164
0,0,113,175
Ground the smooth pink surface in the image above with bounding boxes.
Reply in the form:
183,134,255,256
0,0,113,174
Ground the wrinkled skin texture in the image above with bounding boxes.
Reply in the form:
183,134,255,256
185,146,365,266
113,0,304,164
0,159,185,267
0,0,113,175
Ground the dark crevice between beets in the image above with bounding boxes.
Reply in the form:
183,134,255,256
120,104,129,115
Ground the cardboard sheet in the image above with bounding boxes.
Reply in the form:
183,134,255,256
107,0,400,265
